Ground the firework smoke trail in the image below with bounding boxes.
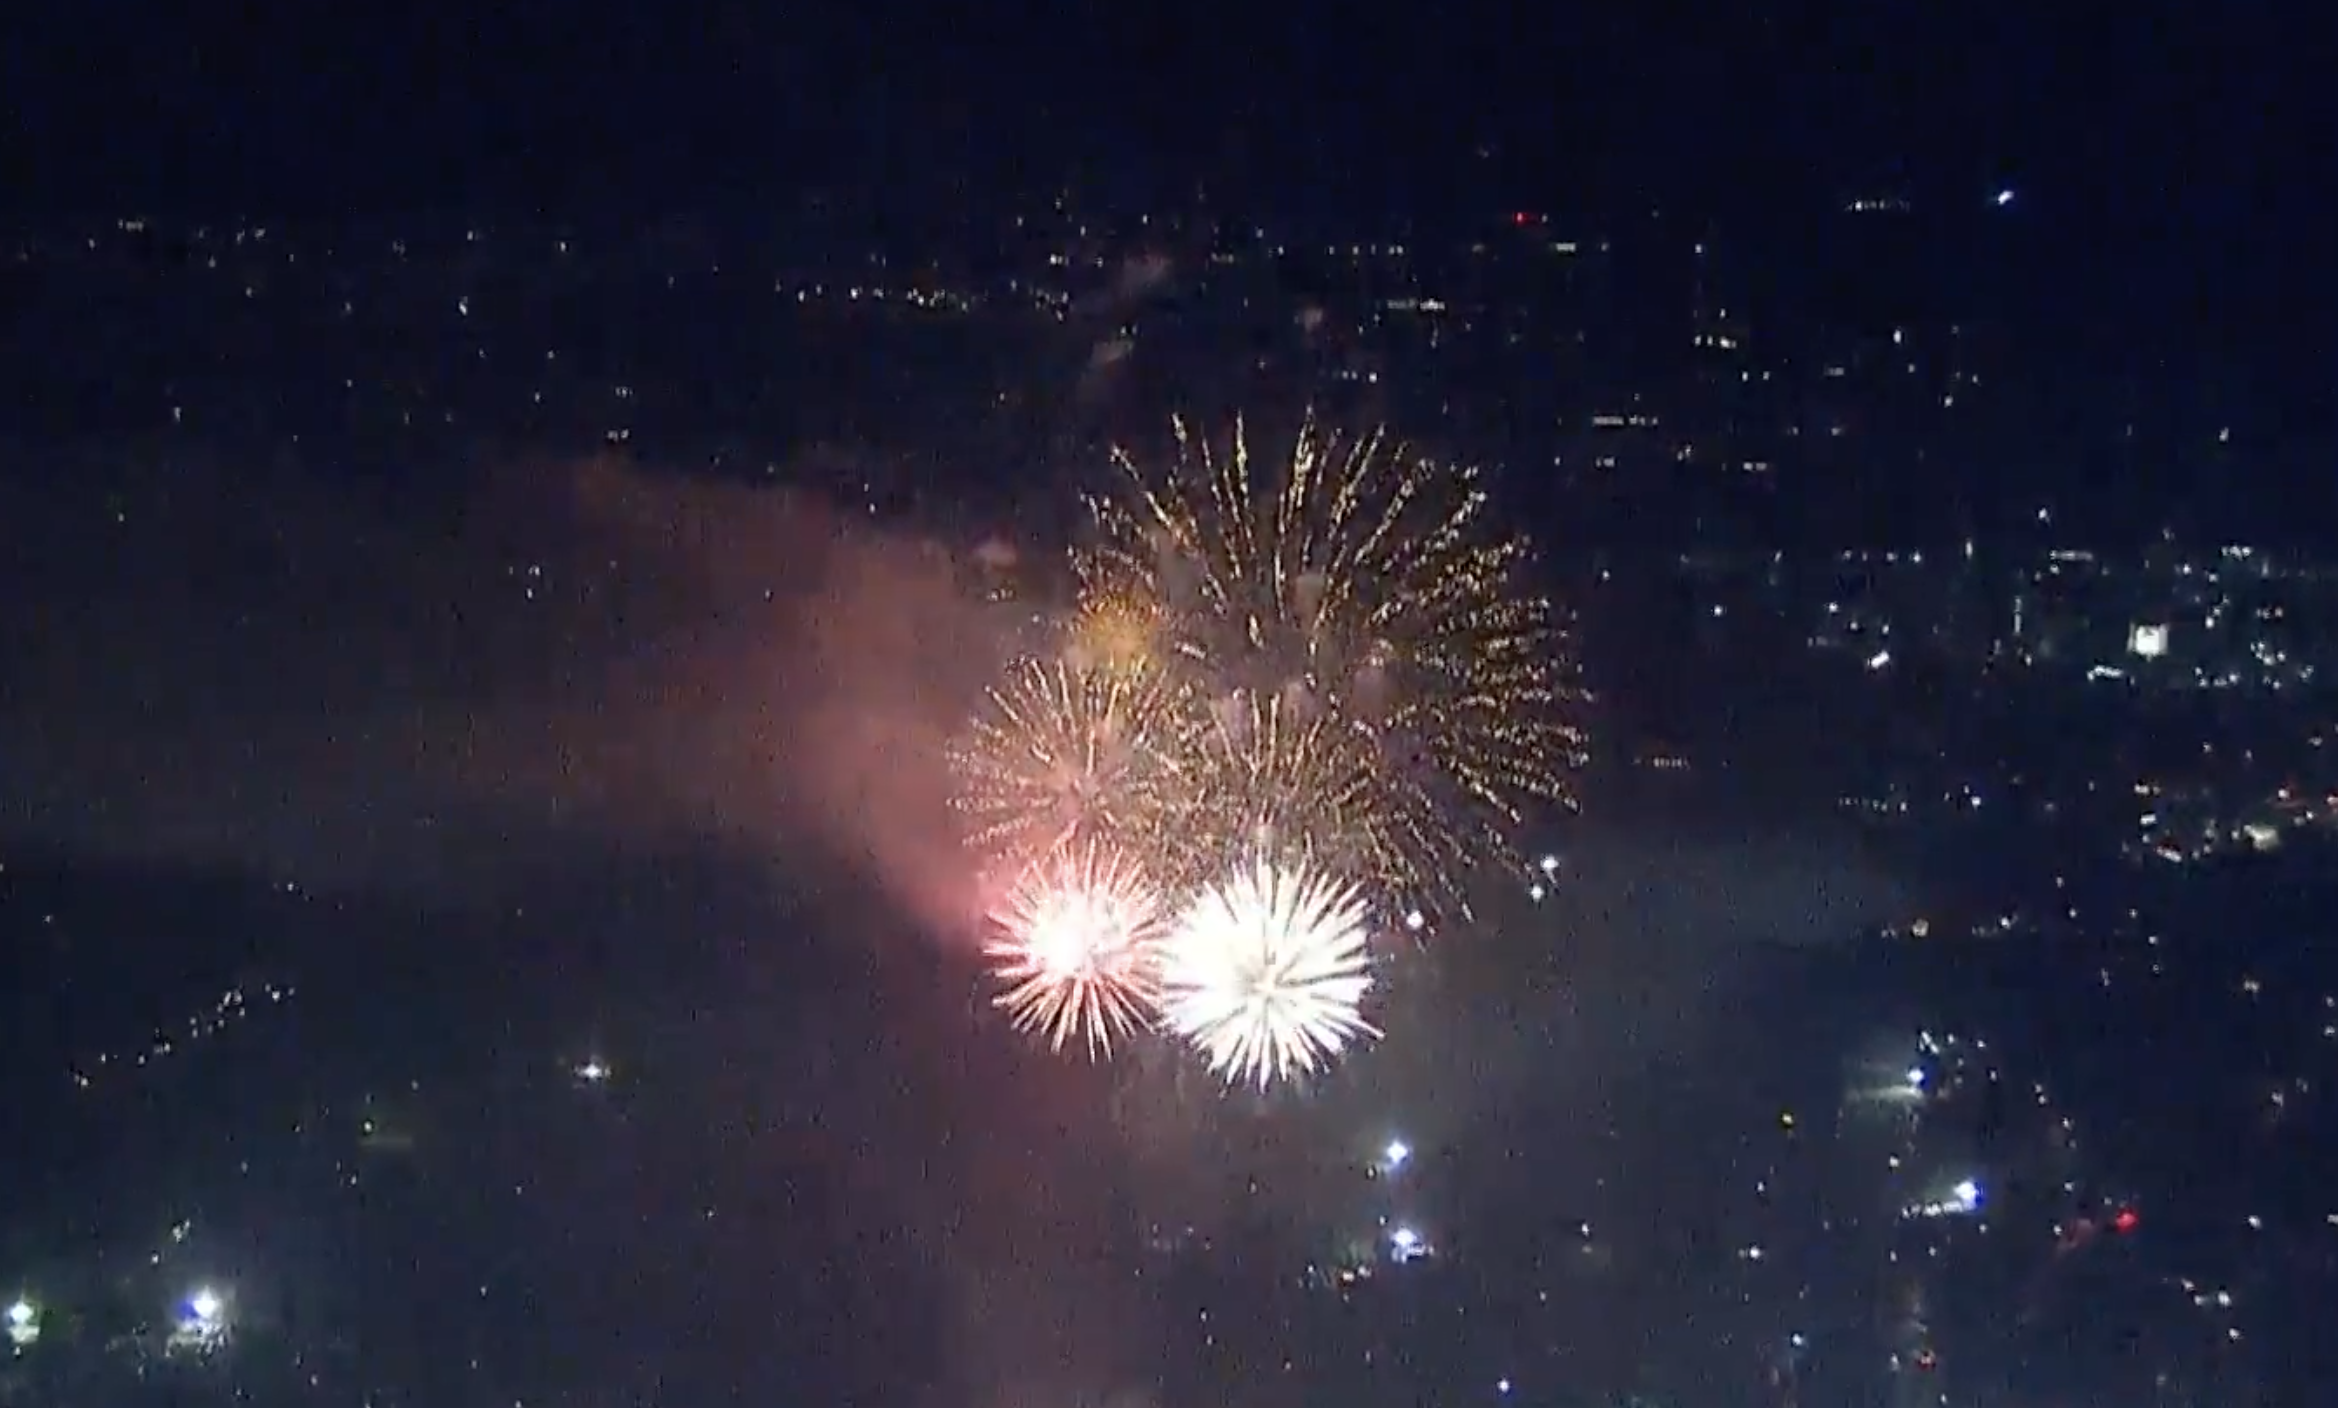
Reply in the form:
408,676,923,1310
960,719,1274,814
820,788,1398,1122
985,843,1169,1059
1157,850,1378,1089
1077,413,1584,905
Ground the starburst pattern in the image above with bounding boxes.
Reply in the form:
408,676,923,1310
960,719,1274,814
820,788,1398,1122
1157,851,1378,1088
1078,413,1583,902
985,844,1168,1059
950,649,1203,867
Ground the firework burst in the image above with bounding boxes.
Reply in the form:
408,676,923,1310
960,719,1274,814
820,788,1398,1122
1067,583,1172,676
985,844,1168,1059
950,648,1204,868
1158,851,1378,1088
1078,413,1584,902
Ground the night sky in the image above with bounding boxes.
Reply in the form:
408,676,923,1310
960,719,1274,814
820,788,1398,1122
8,2,2325,229
8,1,2330,484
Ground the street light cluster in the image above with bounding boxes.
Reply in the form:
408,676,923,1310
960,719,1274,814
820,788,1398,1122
5,1296,37,1349
2,1283,232,1355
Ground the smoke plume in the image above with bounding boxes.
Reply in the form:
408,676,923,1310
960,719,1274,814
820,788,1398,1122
0,451,1013,931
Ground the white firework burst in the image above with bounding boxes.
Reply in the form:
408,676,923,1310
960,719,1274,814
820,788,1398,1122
986,845,1167,1059
1158,852,1379,1088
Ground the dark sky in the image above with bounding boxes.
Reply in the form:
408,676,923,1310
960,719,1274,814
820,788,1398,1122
5,0,2325,222
8,1,2326,418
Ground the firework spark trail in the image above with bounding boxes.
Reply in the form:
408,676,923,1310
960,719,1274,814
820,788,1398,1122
1077,413,1584,903
1157,851,1378,1088
949,650,1205,872
985,844,1169,1059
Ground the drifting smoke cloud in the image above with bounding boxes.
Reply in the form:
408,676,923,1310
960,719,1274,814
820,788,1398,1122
3,451,1171,1404
0,452,1014,930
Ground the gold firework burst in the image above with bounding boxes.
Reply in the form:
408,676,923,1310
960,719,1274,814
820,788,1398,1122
1066,583,1170,675
950,647,1207,873
1078,412,1584,901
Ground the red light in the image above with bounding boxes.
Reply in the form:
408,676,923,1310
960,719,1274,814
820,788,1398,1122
1513,212,1531,226
2113,1208,2140,1234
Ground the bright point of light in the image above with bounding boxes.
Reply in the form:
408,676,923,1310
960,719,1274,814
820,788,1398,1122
1386,1223,1434,1266
1994,188,2016,206
1538,854,1559,874
1497,1379,1513,1395
576,1059,610,1083
1906,1066,1926,1088
1906,1177,1987,1219
1404,908,1426,932
1866,649,1891,671
187,1289,223,1323
2,1296,33,1349
1383,1139,1412,1170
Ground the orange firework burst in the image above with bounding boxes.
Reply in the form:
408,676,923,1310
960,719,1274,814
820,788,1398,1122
1067,584,1171,675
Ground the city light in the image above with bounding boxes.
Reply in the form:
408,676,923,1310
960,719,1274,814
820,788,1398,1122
1907,1177,1986,1219
1530,853,1560,902
1382,1138,1412,1172
4,1296,36,1349
170,1285,231,1354
1388,1225,1434,1263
